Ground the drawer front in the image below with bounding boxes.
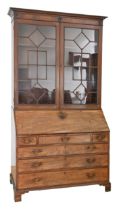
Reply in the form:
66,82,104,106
18,168,108,189
38,134,91,145
18,145,65,158
18,154,108,172
61,134,91,144
66,144,108,155
92,132,109,143
15,110,109,135
66,154,108,168
17,136,37,146
18,157,65,172
38,135,63,145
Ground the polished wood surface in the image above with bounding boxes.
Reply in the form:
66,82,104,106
8,7,107,22
17,136,37,146
66,144,108,155
15,110,109,135
92,132,109,143
18,168,108,189
38,133,91,144
18,145,65,158
9,7,110,201
11,166,16,185
18,154,108,173
18,143,108,158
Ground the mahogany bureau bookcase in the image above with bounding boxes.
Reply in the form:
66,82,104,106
8,7,111,202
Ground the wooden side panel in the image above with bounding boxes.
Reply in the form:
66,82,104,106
11,166,16,185
15,110,109,135
18,168,108,189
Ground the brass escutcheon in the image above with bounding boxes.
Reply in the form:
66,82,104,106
58,111,67,119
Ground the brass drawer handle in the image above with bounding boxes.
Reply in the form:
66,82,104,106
96,134,105,141
32,149,42,154
31,162,42,168
23,139,32,144
58,112,67,119
86,145,96,150
86,158,96,164
61,137,64,142
66,137,70,141
61,136,70,142
86,172,96,179
32,177,41,183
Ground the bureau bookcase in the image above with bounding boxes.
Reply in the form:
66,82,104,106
9,8,111,202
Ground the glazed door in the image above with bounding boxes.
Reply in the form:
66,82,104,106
15,21,59,108
60,23,101,109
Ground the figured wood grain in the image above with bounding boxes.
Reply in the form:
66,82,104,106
15,110,109,135
38,133,91,145
17,143,108,158
18,145,65,158
17,136,37,146
18,156,65,172
13,12,101,26
92,132,109,143
11,166,16,185
8,8,106,21
18,167,108,189
66,144,108,155
38,135,64,145
66,154,108,168
9,7,110,200
18,154,108,173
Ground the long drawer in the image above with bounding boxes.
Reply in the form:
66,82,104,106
18,154,108,172
18,167,108,189
18,144,108,158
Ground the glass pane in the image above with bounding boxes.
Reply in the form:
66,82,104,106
64,27,98,105
18,24,56,104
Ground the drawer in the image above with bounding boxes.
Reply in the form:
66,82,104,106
92,132,108,143
18,168,108,189
66,154,108,168
17,136,37,146
38,134,91,145
18,157,65,172
18,145,65,158
61,134,91,144
66,144,108,155
38,135,63,145
18,154,108,173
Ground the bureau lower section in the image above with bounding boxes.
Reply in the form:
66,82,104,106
10,132,111,202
